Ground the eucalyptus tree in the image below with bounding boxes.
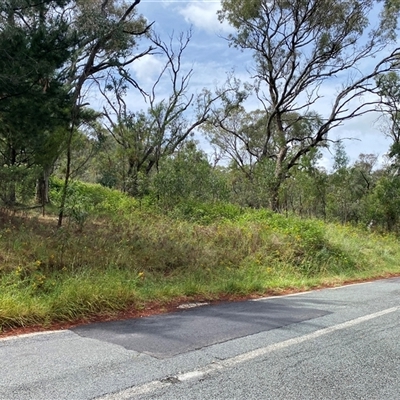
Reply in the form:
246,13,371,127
216,0,400,211
279,148,328,218
326,140,353,222
375,71,400,177
366,173,400,231
208,104,325,209
349,153,379,222
366,72,400,230
207,108,267,180
151,141,230,208
0,0,152,214
56,0,155,225
100,31,235,197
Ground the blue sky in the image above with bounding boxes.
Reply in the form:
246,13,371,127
126,0,394,171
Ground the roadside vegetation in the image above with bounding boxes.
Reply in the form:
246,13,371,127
1,181,400,333
2,1,400,334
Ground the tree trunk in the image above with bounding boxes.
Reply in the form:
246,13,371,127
5,146,17,206
127,160,139,197
36,169,50,215
269,183,280,212
58,130,73,227
269,150,287,212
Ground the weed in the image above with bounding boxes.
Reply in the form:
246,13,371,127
1,185,400,331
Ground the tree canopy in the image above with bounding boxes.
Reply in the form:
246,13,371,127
1,0,400,229
215,0,400,209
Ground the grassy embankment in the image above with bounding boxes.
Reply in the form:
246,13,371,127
1,181,399,333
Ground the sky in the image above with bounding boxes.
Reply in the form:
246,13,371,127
124,0,394,171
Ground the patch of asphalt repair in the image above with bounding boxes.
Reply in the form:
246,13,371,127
95,306,399,400
71,298,330,358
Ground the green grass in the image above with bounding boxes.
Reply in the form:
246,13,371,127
1,184,400,332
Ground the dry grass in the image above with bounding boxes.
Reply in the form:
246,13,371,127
1,199,400,332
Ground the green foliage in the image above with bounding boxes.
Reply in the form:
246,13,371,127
280,161,328,219
239,210,325,252
365,175,400,231
214,0,399,211
2,0,400,334
0,165,39,205
207,103,328,210
165,200,244,224
2,195,400,331
152,142,230,208
0,0,73,206
0,0,72,98
332,141,350,172
379,0,400,39
50,178,138,228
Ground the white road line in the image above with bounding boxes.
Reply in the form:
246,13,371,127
251,281,372,301
96,306,399,400
0,330,64,342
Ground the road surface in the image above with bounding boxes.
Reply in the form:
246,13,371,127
1,277,400,399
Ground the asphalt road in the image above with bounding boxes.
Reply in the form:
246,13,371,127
1,277,400,399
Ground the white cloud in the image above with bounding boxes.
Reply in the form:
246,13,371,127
178,1,233,35
130,54,165,86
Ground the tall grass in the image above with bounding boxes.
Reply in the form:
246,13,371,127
1,182,400,332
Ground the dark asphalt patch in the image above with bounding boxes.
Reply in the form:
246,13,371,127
72,299,330,358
